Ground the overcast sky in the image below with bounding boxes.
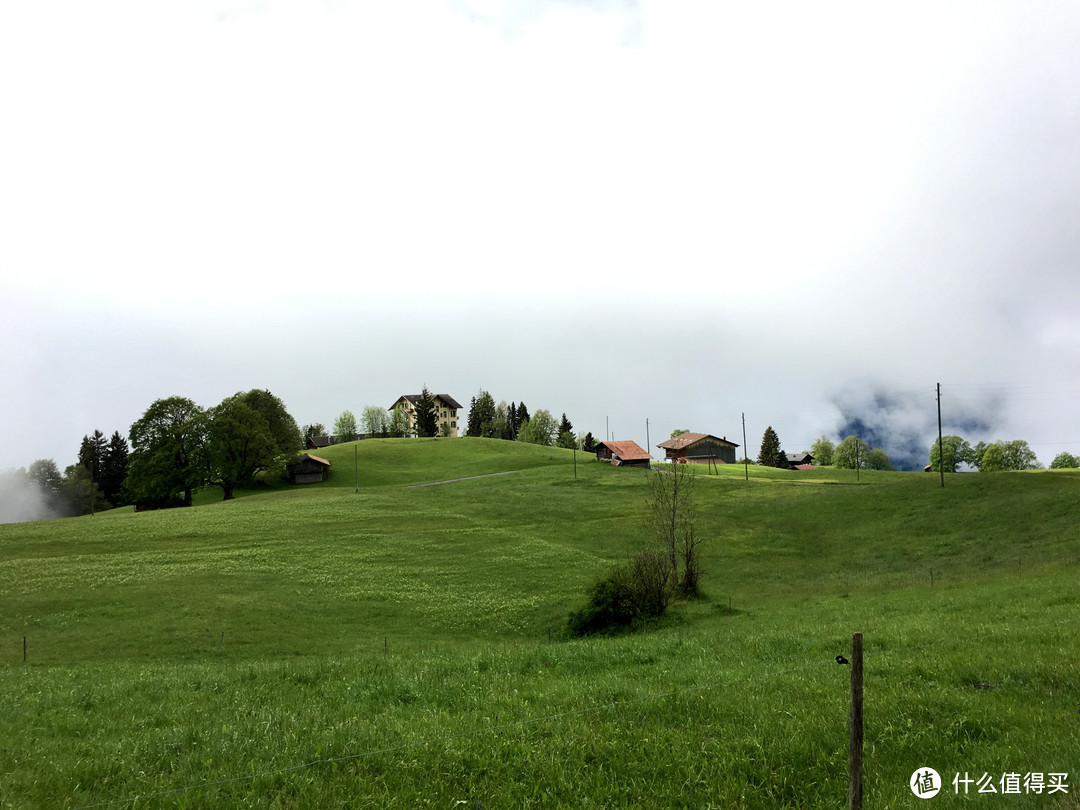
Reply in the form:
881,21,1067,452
3,0,1079,481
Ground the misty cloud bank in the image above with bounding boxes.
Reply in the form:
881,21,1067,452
0,469,60,525
830,386,996,471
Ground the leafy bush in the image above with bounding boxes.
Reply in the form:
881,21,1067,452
568,548,673,636
567,571,637,636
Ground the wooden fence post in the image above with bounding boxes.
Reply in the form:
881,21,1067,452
849,631,864,810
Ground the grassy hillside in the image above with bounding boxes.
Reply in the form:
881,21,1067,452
1,439,1078,807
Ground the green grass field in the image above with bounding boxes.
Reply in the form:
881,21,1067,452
1,438,1078,808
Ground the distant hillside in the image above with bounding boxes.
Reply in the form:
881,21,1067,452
299,436,578,489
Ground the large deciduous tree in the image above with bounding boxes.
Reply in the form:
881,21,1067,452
757,426,785,468
518,409,557,446
810,436,835,466
978,440,1041,472
928,435,973,473
361,406,388,438
128,397,207,507
205,389,301,500
863,447,895,471
833,436,870,469
1050,451,1079,469
333,410,358,442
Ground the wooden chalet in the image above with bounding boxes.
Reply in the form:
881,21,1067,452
287,453,331,484
594,440,653,468
656,432,739,465
305,435,333,450
786,452,815,470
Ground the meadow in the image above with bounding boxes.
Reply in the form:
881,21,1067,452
1,438,1078,808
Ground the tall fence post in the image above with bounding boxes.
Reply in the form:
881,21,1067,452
849,631,864,810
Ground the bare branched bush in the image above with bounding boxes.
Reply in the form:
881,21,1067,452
645,464,704,597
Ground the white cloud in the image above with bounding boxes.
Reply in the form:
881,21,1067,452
3,1,1080,471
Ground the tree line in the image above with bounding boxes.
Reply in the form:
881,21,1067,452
464,390,590,450
11,389,302,518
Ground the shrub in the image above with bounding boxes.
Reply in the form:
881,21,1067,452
567,548,674,636
567,570,637,636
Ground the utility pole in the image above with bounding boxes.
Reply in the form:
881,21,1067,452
742,413,749,481
937,383,945,489
646,418,650,458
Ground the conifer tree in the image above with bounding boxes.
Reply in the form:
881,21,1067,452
78,430,108,484
100,431,129,506
414,387,439,438
559,413,574,436
757,426,786,468
466,390,496,437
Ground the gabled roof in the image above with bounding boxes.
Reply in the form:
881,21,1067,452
786,452,813,464
392,394,463,410
656,432,739,450
289,453,331,470
596,440,653,461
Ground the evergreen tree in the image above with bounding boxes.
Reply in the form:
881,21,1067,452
516,402,530,429
559,413,574,436
556,431,577,449
582,431,597,452
99,431,130,506
78,430,108,485
414,387,439,438
466,390,496,437
757,426,786,468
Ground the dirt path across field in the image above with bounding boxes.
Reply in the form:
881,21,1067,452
404,470,523,488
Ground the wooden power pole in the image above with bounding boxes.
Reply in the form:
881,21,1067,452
937,383,945,489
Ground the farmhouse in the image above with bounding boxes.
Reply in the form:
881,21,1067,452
287,453,331,484
656,432,739,465
594,440,653,468
786,452,815,470
390,393,463,437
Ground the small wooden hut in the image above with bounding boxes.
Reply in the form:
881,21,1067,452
287,453,331,484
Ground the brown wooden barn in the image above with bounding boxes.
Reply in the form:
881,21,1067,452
656,432,739,465
287,453,331,484
594,440,653,468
